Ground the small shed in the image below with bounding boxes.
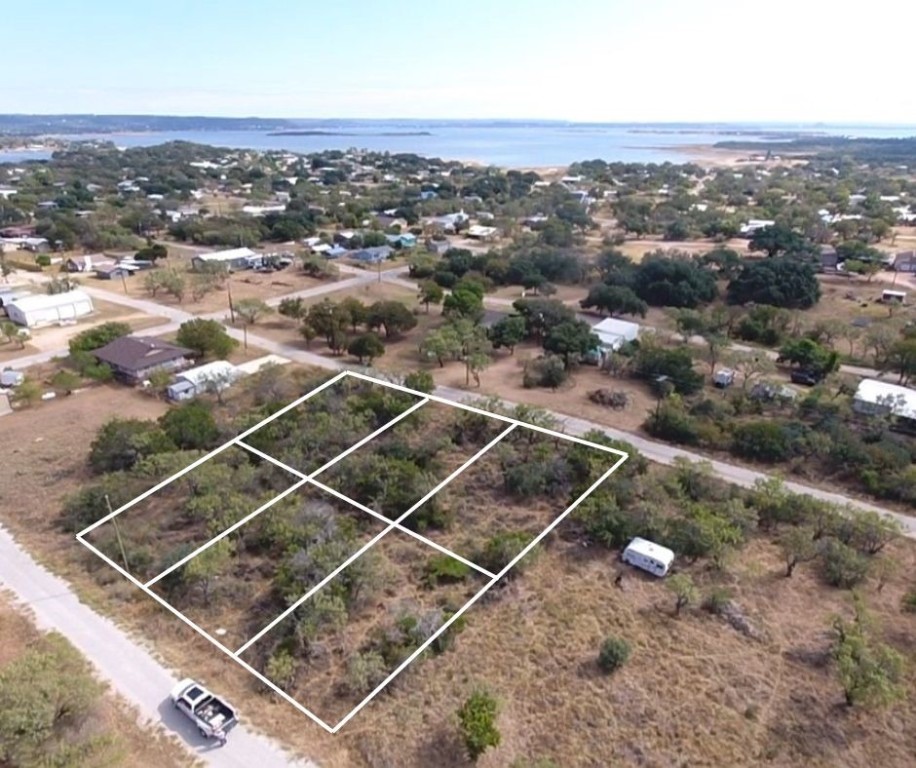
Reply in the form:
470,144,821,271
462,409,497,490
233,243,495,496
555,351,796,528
881,289,906,304
713,368,735,388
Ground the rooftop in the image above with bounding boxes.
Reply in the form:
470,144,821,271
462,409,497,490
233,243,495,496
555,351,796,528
92,336,193,373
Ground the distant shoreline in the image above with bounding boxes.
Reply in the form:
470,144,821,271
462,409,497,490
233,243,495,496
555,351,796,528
266,130,433,137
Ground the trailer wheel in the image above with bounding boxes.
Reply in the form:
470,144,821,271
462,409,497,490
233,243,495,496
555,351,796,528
199,727,209,738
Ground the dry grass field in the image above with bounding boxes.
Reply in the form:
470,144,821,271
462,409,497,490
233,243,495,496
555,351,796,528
1,371,915,768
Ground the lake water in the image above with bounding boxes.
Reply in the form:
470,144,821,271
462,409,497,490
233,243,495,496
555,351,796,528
2,121,915,167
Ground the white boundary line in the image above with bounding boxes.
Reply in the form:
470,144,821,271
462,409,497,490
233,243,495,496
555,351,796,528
76,531,338,732
330,451,628,732
234,422,516,656
76,439,241,538
345,370,628,459
232,369,350,443
143,477,311,588
306,476,497,580
144,397,429,587
76,371,630,734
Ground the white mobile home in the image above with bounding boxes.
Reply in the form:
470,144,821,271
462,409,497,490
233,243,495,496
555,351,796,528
166,360,241,401
621,537,675,577
190,247,260,273
6,290,94,328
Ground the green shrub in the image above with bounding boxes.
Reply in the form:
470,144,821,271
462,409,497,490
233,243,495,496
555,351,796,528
458,691,500,761
703,587,733,615
901,588,916,614
522,355,567,389
821,539,870,589
403,370,435,394
474,532,532,574
343,651,388,695
731,421,793,463
597,636,631,673
68,322,132,354
424,555,471,587
35,253,52,267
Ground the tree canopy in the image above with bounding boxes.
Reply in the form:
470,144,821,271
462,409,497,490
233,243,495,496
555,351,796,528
727,257,822,309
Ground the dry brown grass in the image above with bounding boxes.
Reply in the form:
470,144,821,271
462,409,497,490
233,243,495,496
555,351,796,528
2,376,916,767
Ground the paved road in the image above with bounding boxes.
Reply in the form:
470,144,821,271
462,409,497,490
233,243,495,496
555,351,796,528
8,271,914,538
0,525,318,768
434,386,916,536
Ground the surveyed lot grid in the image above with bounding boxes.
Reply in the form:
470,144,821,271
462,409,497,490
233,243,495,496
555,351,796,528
76,370,628,732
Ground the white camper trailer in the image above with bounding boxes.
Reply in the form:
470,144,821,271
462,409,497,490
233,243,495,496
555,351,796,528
621,537,675,577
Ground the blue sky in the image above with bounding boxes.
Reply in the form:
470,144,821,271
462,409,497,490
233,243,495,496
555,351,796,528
6,0,916,123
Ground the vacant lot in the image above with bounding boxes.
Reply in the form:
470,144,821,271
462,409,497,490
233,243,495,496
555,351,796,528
84,444,301,584
2,370,915,768
317,400,510,519
241,375,423,475
151,483,389,651
96,264,331,316
240,527,489,726
401,425,620,569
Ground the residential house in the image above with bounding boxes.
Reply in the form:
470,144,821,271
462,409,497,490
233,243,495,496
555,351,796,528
893,251,916,273
522,214,549,228
92,336,194,384
352,245,393,263
190,247,260,272
739,219,775,236
323,245,349,259
0,225,35,238
591,317,640,353
426,239,451,255
385,233,417,249
333,230,359,246
95,263,138,280
466,225,498,241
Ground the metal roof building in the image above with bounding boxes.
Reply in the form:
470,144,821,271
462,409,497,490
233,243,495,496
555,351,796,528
6,290,94,328
853,379,916,421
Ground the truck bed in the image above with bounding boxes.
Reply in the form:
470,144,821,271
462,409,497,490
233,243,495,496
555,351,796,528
197,697,234,729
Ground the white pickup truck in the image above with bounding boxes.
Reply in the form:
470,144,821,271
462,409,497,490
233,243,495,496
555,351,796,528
170,678,238,740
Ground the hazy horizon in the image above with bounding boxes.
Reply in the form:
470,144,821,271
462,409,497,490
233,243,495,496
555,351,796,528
5,114,916,129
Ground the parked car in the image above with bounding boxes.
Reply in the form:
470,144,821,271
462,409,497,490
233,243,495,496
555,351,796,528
170,678,237,741
790,368,821,386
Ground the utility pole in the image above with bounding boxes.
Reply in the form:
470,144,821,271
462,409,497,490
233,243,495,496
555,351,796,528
227,276,235,323
105,494,130,572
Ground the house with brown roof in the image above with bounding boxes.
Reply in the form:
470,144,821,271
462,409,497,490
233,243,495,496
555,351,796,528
92,336,194,384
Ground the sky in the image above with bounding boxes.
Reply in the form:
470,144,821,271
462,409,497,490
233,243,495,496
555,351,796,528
5,0,916,124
